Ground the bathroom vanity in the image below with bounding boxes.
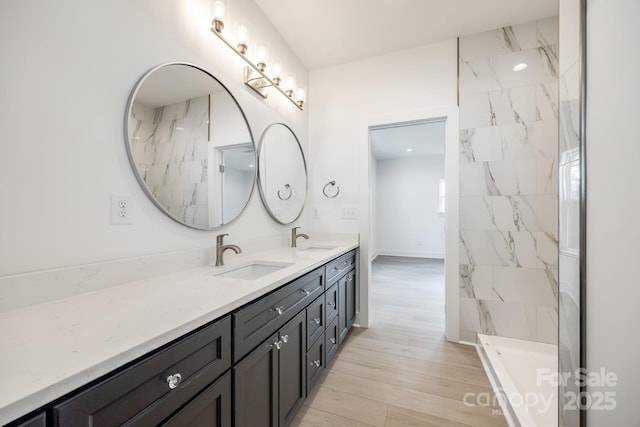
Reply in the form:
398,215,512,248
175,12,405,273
1,244,358,427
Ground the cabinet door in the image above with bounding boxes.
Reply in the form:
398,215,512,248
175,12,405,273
234,333,279,427
347,270,357,327
278,310,307,426
162,372,231,427
337,275,349,345
306,294,325,348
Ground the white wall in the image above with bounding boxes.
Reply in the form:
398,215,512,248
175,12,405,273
586,0,640,424
0,0,309,276
308,40,458,333
375,156,445,258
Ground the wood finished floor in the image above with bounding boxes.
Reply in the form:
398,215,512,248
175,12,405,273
292,256,507,427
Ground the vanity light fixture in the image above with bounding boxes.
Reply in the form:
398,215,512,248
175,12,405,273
209,4,305,110
513,63,528,71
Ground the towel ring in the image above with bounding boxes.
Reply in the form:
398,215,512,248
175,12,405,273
277,184,293,200
322,181,340,198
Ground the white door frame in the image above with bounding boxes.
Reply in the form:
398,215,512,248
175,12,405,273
358,105,459,342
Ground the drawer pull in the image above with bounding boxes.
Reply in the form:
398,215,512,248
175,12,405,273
274,306,284,315
166,373,182,389
274,339,283,350
311,318,321,325
301,288,311,295
327,302,336,309
310,360,321,367
329,338,336,344
281,334,289,344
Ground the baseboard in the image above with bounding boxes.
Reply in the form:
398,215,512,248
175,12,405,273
376,249,445,259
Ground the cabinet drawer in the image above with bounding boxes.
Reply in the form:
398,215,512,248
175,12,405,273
306,332,325,394
161,371,231,427
53,316,231,427
306,294,325,349
325,251,355,286
325,316,339,365
325,283,338,324
234,267,324,362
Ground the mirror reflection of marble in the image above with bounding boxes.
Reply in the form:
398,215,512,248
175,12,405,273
257,123,307,224
125,63,256,230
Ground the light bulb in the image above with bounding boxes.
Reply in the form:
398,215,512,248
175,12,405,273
272,60,282,85
255,41,268,72
284,73,296,97
295,87,306,108
211,1,225,33
236,21,249,54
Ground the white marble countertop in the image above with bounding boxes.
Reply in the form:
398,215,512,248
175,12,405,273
0,240,358,425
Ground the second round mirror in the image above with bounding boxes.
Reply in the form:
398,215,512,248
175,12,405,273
257,123,307,224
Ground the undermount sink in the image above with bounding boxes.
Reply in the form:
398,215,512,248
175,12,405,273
212,261,293,280
296,246,337,252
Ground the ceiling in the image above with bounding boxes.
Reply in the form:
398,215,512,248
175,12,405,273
254,0,558,70
370,120,445,160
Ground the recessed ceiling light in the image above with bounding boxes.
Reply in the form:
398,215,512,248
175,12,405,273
406,148,413,152
512,63,528,72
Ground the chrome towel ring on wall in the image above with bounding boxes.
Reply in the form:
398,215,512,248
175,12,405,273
322,181,340,198
277,184,293,200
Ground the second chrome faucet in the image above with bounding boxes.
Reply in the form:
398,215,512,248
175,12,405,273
215,234,241,266
291,227,309,248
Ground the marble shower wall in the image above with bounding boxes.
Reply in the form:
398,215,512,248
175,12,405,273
458,17,559,344
130,96,211,227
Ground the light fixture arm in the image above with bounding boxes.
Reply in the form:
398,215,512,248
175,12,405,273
210,28,303,111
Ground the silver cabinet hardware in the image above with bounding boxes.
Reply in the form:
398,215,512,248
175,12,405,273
301,288,311,295
281,334,289,343
327,302,336,309
311,318,321,325
166,373,182,389
310,360,321,367
274,339,283,350
274,306,284,315
329,338,336,344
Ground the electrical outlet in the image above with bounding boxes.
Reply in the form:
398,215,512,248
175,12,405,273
111,194,133,225
341,206,358,219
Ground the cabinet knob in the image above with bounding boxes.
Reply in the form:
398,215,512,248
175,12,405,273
274,306,284,315
327,302,336,309
329,338,336,344
281,334,289,344
301,288,311,295
311,318,321,325
310,360,321,367
274,340,283,350
166,373,182,389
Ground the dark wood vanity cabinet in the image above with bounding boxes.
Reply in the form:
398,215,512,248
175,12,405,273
13,249,358,427
234,311,306,427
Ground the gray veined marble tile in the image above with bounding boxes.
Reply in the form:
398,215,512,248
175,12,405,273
537,16,560,47
460,196,496,230
460,230,500,266
491,230,538,268
486,159,537,195
492,266,557,305
476,300,498,335
530,120,559,159
537,157,559,196
459,127,494,163
461,264,495,300
493,122,536,161
458,56,499,95
459,92,493,129
488,86,537,126
492,196,539,232
536,231,559,269
536,82,559,121
482,300,537,341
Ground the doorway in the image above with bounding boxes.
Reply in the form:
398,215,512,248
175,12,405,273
357,107,459,342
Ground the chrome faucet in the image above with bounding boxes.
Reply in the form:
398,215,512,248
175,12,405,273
291,227,309,248
215,234,242,266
